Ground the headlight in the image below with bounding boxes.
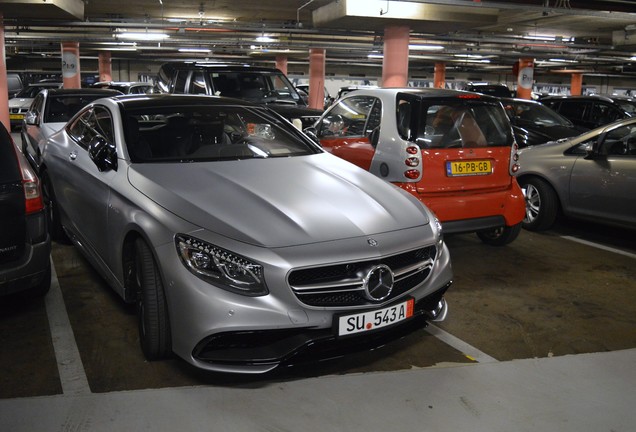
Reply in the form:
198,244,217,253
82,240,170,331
175,234,268,296
433,217,444,257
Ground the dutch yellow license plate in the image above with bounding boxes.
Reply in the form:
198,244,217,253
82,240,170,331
446,160,492,176
9,114,23,120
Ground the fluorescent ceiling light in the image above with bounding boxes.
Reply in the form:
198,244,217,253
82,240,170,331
255,35,275,43
116,32,169,41
368,53,383,59
523,35,573,42
549,58,577,63
178,47,211,53
409,44,444,50
630,56,636,61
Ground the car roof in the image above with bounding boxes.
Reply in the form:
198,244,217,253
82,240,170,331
159,61,282,73
44,88,123,97
110,93,261,109
541,94,616,102
340,87,501,101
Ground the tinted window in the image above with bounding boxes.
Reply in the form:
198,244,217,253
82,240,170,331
317,96,380,138
590,102,623,126
602,124,636,156
209,71,302,105
44,95,109,123
557,100,589,121
418,100,512,148
504,101,572,127
173,70,189,93
124,105,321,162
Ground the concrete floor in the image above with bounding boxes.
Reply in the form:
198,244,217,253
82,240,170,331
1,191,635,430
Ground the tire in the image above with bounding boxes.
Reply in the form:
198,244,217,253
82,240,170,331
519,177,558,231
476,223,522,246
134,238,171,360
41,171,68,243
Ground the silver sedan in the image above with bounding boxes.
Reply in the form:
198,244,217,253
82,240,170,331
516,117,636,231
41,94,453,373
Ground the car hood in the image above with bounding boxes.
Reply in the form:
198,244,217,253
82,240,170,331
8,98,33,110
128,153,429,248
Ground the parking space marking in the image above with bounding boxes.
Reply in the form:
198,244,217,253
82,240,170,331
45,260,91,395
426,324,499,363
561,236,636,259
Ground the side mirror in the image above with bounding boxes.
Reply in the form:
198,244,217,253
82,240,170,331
303,127,320,144
25,111,38,126
88,136,118,172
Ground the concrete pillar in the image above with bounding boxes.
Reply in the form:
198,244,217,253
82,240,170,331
309,48,326,110
571,73,583,96
61,42,81,89
98,52,112,83
516,58,534,100
381,25,410,88
434,62,446,89
0,14,10,132
275,55,288,76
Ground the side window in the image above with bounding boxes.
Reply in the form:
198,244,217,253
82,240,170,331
396,99,412,140
559,100,588,122
173,70,189,93
591,102,622,127
189,72,207,95
317,96,378,138
67,107,114,150
602,124,636,156
30,94,44,118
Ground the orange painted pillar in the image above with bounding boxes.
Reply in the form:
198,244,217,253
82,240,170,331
61,42,82,89
571,73,583,96
309,48,326,110
516,57,534,100
382,25,410,88
98,52,112,82
275,55,288,76
0,13,10,132
434,62,446,89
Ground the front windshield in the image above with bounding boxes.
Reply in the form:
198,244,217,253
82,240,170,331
209,71,303,106
505,101,572,127
615,99,636,115
124,105,321,163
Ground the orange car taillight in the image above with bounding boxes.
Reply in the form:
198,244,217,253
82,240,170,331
404,169,420,179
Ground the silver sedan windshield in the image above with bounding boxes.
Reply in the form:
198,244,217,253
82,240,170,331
124,105,319,162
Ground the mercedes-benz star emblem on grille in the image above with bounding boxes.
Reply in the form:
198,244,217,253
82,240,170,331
363,264,394,301
367,238,378,247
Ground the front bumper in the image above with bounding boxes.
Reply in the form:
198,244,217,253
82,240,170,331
155,224,453,374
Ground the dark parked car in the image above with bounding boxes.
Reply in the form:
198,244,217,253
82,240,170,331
156,62,323,129
464,83,513,98
501,97,588,147
517,117,636,231
541,95,636,129
0,122,50,298
39,94,452,373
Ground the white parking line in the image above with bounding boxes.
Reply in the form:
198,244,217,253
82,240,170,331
425,324,499,363
561,236,636,259
44,260,91,395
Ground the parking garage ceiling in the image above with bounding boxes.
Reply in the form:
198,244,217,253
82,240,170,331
1,0,635,76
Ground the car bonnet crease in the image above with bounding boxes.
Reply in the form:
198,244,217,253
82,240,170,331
127,154,430,247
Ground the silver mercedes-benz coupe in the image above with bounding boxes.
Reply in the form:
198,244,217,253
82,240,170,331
40,94,453,373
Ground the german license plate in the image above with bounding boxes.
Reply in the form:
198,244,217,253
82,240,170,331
9,114,24,120
338,298,414,336
446,160,492,176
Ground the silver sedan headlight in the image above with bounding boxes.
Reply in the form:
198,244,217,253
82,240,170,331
175,234,268,296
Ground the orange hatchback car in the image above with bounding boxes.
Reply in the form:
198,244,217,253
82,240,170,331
309,88,525,245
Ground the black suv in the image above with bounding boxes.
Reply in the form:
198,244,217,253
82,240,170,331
464,83,513,98
0,122,50,298
156,62,323,128
541,95,636,129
